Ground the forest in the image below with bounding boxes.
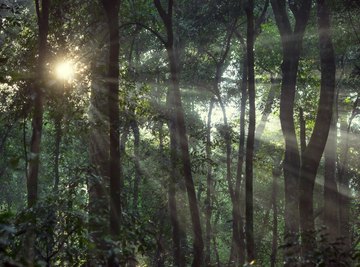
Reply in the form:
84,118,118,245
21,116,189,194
0,0,359,266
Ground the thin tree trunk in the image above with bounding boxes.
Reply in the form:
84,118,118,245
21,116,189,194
245,0,255,261
103,0,122,229
214,68,238,267
154,135,167,267
153,1,204,265
232,57,247,267
167,88,185,267
299,0,336,264
270,1,312,263
205,98,215,267
101,1,121,266
26,0,50,264
299,108,306,156
168,47,203,267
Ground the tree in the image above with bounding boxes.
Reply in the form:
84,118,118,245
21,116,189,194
153,0,204,265
298,0,335,262
245,0,256,262
270,0,312,262
26,0,50,264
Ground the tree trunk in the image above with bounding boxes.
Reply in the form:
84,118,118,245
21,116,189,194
299,0,335,264
88,59,109,265
26,0,50,264
101,1,122,266
270,1,312,263
245,0,255,261
168,47,203,267
153,1,204,265
232,57,247,267
205,98,215,267
299,108,306,156
213,66,238,267
167,87,185,267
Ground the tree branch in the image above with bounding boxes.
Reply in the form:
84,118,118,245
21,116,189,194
168,0,173,18
120,22,167,46
34,0,41,22
255,0,270,35
154,0,168,25
270,0,292,37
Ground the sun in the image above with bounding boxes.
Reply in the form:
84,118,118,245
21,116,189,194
55,60,74,81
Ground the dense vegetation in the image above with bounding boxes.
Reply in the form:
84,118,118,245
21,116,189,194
0,0,359,266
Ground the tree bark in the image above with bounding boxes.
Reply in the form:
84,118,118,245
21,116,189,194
245,0,255,262
299,0,336,264
28,0,49,210
234,57,247,267
101,1,122,265
167,87,185,267
205,98,215,267
153,1,204,265
26,0,50,264
299,108,306,156
270,1,312,263
103,0,121,233
88,57,109,265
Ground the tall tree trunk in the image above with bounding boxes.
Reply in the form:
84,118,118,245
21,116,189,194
105,0,121,235
270,1,312,263
167,87,185,267
232,57,247,267
101,1,121,265
26,0,50,264
299,0,335,264
168,47,203,267
153,1,204,265
214,67,237,266
299,108,306,155
245,0,255,261
205,98,215,267
88,60,109,265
